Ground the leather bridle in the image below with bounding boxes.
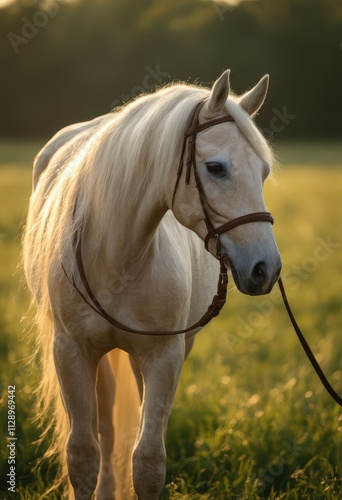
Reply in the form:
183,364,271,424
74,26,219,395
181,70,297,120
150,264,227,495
172,98,274,256
63,98,274,336
62,98,342,406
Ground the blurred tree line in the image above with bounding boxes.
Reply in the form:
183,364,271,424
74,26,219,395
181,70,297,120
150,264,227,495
1,0,341,139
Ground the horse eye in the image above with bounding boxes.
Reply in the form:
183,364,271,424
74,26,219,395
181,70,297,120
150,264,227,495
206,162,226,178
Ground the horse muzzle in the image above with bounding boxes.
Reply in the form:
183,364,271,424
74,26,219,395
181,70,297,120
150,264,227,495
226,254,282,296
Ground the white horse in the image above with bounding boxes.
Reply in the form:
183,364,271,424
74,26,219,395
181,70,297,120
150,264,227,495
23,70,281,499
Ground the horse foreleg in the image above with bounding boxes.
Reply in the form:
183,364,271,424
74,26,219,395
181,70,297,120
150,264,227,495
53,333,102,500
96,354,116,499
132,337,185,500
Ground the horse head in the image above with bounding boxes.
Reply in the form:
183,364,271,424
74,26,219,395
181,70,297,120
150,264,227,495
172,70,282,296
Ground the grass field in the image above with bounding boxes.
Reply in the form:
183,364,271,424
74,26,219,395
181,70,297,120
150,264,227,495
0,140,341,499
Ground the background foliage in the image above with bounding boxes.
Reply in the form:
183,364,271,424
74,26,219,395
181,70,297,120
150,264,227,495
1,0,342,139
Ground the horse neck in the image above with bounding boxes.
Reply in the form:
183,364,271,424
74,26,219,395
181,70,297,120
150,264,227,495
107,194,169,271
80,147,172,283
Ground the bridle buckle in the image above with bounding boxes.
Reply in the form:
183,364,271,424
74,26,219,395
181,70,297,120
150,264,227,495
213,233,223,258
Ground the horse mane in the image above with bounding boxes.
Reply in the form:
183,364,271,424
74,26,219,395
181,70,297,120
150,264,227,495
77,85,209,269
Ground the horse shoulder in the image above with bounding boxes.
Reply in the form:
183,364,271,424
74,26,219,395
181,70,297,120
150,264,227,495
160,213,220,323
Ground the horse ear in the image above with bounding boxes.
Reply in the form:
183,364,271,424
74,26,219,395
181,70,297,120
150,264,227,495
207,70,230,115
238,74,269,117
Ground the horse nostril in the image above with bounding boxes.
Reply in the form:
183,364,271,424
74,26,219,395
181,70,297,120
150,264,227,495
252,261,268,285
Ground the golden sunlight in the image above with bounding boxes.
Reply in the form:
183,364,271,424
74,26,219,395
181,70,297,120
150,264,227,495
0,0,77,8
214,0,256,6
0,0,15,7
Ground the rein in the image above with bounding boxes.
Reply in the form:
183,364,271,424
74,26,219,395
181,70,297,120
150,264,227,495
278,278,342,406
62,98,342,406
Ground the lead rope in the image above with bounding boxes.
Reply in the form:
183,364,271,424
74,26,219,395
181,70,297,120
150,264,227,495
278,277,342,406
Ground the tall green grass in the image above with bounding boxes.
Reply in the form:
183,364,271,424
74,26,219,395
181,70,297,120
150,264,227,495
0,142,341,499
